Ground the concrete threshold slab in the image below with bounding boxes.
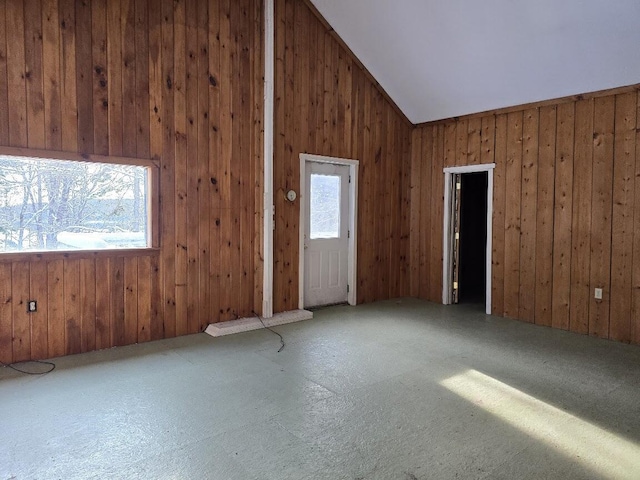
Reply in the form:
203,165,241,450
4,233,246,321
204,309,313,337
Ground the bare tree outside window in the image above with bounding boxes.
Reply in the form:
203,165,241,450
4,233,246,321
0,155,149,252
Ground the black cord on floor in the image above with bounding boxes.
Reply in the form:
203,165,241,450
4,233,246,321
252,310,285,353
0,359,56,375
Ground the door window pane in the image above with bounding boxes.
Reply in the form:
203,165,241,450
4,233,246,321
310,174,340,239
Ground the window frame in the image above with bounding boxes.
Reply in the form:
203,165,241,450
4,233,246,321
0,146,160,262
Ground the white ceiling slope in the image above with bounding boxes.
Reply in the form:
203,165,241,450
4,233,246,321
310,0,640,123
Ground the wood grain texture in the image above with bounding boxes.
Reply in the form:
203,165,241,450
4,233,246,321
633,92,640,345
518,108,538,322
609,92,636,342
551,102,575,330
0,0,263,362
0,2,8,146
569,99,594,335
2,1,639,363
589,96,615,338
411,88,640,345
418,128,432,298
492,114,507,315
534,106,556,327
0,264,12,364
429,124,444,302
409,128,422,297
503,111,523,319
273,0,412,312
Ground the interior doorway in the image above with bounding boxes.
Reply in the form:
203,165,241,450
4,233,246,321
442,163,494,314
458,172,488,304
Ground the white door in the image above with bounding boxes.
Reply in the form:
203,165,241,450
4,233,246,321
304,162,350,307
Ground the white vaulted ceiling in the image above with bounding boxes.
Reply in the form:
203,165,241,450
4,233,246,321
309,0,640,123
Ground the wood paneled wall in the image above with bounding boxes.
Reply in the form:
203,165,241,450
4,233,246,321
0,0,263,364
273,0,413,312
411,88,640,345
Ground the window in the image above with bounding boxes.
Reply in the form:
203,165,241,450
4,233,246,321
309,173,341,239
0,154,151,252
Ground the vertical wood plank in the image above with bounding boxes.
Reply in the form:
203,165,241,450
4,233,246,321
173,0,188,333
239,0,253,318
24,0,45,149
59,0,78,152
121,0,136,157
455,118,468,166
518,108,538,322
63,258,81,355
137,256,151,342
12,262,30,362
6,0,28,147
75,0,94,153
149,255,162,340
80,258,96,352
570,99,594,335
135,0,150,158
443,121,456,168
409,128,422,297
185,0,199,330
589,96,615,338
492,114,507,315
418,127,432,298
632,93,640,345
160,0,176,337
106,0,123,155
47,259,65,358
149,1,162,235
535,105,556,327
42,0,62,150
219,0,232,320
503,111,523,318
91,0,109,155
111,256,125,346
0,1,8,146
467,117,481,165
29,261,48,360
0,263,12,364
197,0,210,328
480,116,496,166
123,256,138,345
358,80,372,302
208,0,221,321
551,102,575,330
429,124,445,302
609,92,636,342
95,256,111,350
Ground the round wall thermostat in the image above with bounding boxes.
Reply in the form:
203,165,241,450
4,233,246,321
286,190,297,202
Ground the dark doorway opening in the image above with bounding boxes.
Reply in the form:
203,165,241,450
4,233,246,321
458,172,488,305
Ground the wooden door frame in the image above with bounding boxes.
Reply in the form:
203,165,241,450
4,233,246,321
299,154,359,309
442,163,495,314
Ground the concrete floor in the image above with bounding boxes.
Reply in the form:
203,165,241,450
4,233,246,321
2,299,640,480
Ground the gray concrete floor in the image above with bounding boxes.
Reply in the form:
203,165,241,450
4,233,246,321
2,299,640,480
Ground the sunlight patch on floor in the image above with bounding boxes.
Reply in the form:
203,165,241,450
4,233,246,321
441,369,640,479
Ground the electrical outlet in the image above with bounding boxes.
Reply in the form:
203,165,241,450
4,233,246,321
27,300,37,313
594,288,603,300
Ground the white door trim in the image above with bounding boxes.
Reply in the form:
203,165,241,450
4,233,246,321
442,163,495,315
299,154,359,309
262,0,275,318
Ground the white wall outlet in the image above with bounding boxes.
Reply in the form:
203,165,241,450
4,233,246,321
594,288,603,300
